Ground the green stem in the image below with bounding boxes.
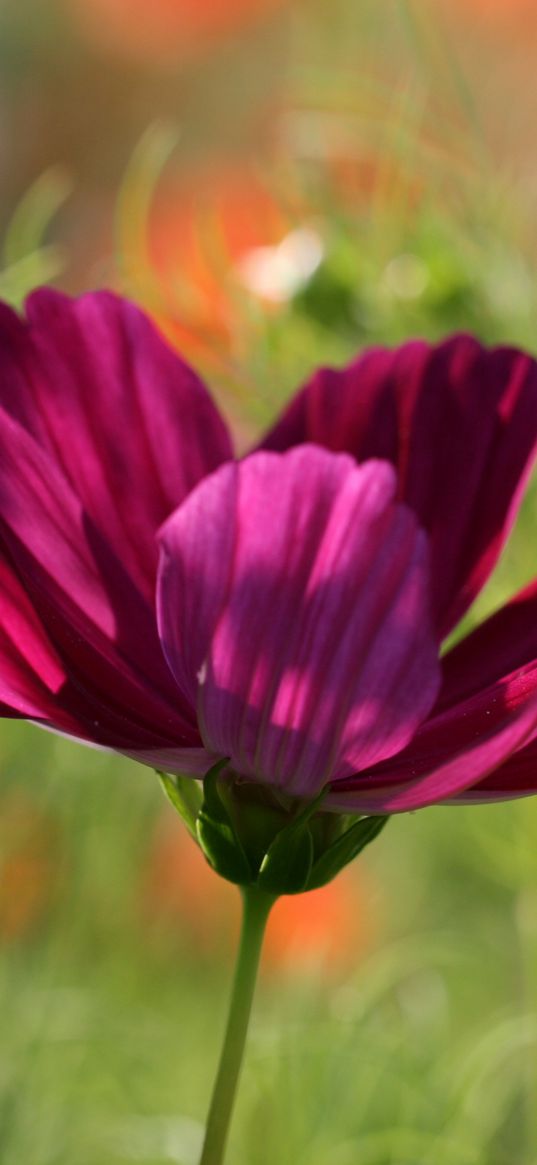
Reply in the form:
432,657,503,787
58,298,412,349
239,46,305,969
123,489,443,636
199,885,276,1165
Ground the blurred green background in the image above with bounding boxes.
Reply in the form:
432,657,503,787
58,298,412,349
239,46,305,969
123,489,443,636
2,1,537,1162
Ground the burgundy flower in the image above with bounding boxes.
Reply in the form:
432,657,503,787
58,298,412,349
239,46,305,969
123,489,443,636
2,288,537,815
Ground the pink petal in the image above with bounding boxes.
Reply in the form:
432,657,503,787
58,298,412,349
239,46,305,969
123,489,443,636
447,739,537,803
327,564,537,809
0,290,232,600
329,667,537,813
0,554,190,751
157,447,440,797
0,407,199,751
328,685,537,813
123,745,217,775
261,336,537,638
0,555,75,726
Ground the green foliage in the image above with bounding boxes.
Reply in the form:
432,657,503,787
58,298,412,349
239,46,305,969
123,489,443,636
258,819,314,894
157,770,202,841
196,761,253,885
191,768,387,896
307,814,389,890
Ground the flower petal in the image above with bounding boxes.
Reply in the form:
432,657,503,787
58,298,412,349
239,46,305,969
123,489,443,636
157,447,440,797
447,739,537,803
0,289,233,599
329,661,537,813
0,407,199,750
328,678,537,813
261,336,537,638
0,552,194,751
0,554,75,725
428,578,537,804
123,745,217,775
437,578,537,710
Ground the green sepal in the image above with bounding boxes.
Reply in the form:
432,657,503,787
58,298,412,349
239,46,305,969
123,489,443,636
258,822,314,894
196,760,253,886
156,770,203,841
306,814,389,890
257,789,326,894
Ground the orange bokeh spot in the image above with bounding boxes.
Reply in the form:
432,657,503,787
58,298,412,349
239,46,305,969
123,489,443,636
264,873,374,974
445,0,537,40
122,148,426,373
143,812,379,976
0,793,60,943
69,0,290,62
143,812,237,951
137,165,295,365
457,0,535,17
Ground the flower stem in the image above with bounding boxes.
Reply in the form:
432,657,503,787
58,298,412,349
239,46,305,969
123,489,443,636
199,884,276,1165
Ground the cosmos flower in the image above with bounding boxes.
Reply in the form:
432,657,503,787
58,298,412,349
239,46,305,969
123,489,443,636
2,289,537,818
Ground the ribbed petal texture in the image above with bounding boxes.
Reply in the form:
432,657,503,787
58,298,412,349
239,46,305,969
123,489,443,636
262,336,537,638
328,580,537,812
0,289,232,598
329,672,537,812
1,289,537,816
157,446,440,796
0,290,234,750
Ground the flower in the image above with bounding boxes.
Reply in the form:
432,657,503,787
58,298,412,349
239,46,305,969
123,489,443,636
1,289,537,822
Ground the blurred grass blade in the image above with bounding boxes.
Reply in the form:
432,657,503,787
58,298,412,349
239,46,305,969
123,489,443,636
0,247,66,309
116,120,180,304
3,166,72,269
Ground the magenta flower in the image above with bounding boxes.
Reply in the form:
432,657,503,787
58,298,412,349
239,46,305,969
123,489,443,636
2,288,537,818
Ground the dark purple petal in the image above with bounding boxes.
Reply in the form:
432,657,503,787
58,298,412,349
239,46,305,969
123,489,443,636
157,447,440,797
261,336,537,638
428,578,537,804
0,290,233,599
437,578,537,710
